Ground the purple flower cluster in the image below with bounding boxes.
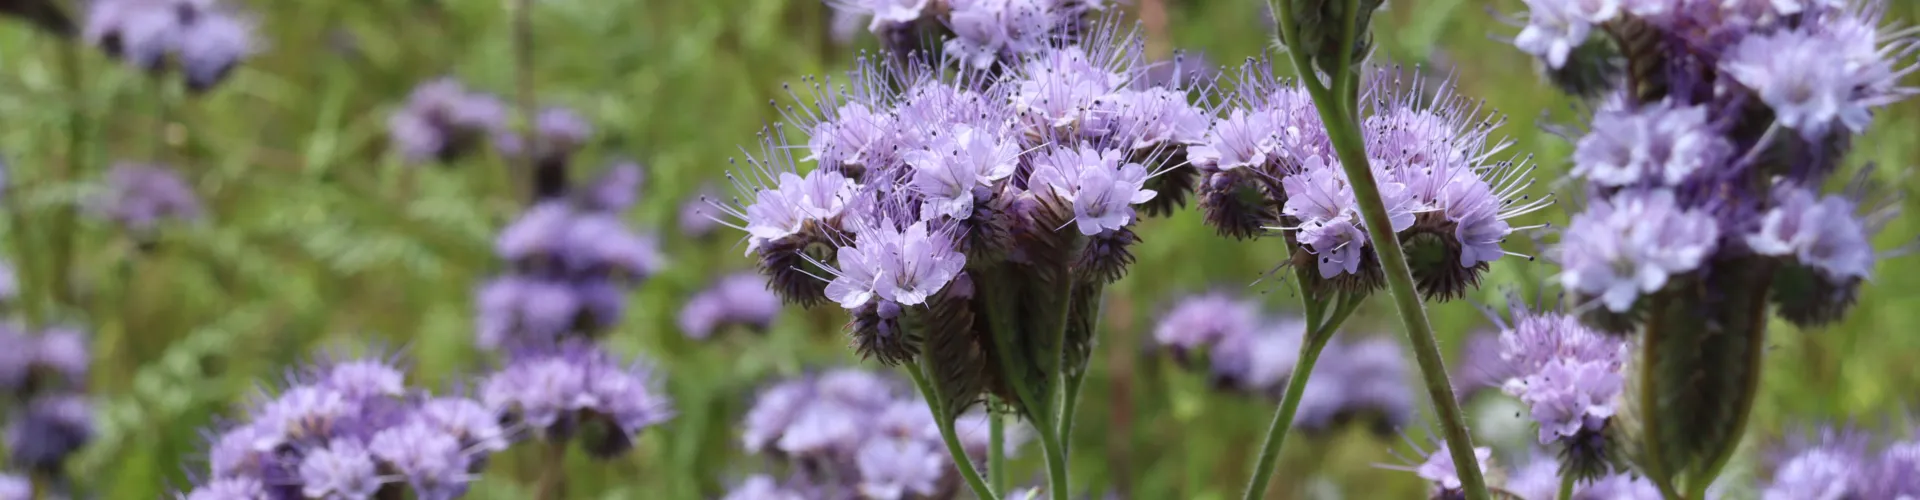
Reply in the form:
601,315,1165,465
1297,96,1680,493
1151,292,1414,434
183,355,507,499
1511,0,1915,328
678,272,782,340
726,369,1025,500
0,326,92,477
478,340,672,459
829,0,1107,69
387,79,510,164
477,165,662,350
722,18,1205,374
1762,427,1920,500
88,162,203,236
1503,452,1661,500
1391,442,1493,500
83,0,258,91
1491,301,1628,478
1192,63,1547,300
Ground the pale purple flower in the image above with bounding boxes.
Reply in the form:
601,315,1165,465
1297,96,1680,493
495,202,576,261
1747,185,1875,282
480,355,584,430
91,162,202,233
1209,320,1304,390
856,438,945,499
777,400,867,457
1514,0,1618,69
806,102,895,171
1298,217,1369,278
317,359,406,400
251,385,358,449
1507,454,1662,499
1011,47,1128,135
906,124,1021,219
1110,87,1212,150
495,107,594,158
744,170,856,251
1186,108,1279,171
679,272,782,339
3,393,94,469
298,438,383,499
1502,456,1562,500
1029,145,1157,235
740,379,817,453
387,79,509,163
1865,439,1920,498
1765,446,1864,500
207,424,270,478
1152,292,1259,353
1496,304,1627,443
84,0,259,90
1723,27,1883,139
562,212,664,276
583,162,645,212
180,477,267,500
1295,338,1415,431
1416,444,1494,495
479,342,671,444
417,397,510,453
0,475,27,500
368,421,470,497
1559,189,1719,312
1573,100,1731,187
826,220,965,308
474,277,581,349
722,475,808,500
945,0,1057,70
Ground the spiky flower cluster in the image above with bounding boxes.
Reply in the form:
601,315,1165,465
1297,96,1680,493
388,79,510,164
83,0,259,91
182,355,507,499
477,340,673,459
477,163,662,351
725,369,1025,500
87,162,203,237
1512,0,1916,330
828,0,1108,69
1490,300,1630,482
0,326,92,488
721,19,1205,417
1191,63,1548,300
1502,452,1661,500
678,272,782,340
1762,427,1920,499
1151,292,1414,434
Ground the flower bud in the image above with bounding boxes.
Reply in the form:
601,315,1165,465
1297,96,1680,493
1284,0,1385,78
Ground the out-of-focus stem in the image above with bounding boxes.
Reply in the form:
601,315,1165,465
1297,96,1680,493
50,32,88,310
1267,0,1490,498
990,408,1008,494
534,439,567,500
907,362,998,500
1240,310,1336,499
512,0,537,196
1558,471,1577,500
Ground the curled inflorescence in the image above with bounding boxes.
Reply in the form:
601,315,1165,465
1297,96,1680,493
478,340,673,459
1191,61,1549,301
1486,297,1631,483
182,355,507,499
724,369,1025,500
1150,292,1415,435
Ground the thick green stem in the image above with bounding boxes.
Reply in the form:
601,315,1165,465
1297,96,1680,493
908,363,998,500
1557,471,1577,500
1039,425,1070,500
990,407,1008,494
1240,308,1342,500
1267,0,1489,498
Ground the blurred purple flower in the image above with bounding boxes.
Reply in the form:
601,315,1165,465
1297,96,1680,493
0,326,89,396
478,341,672,455
3,393,94,471
494,107,595,160
679,272,782,339
90,162,202,234
1294,338,1415,432
1495,302,1627,445
368,421,469,497
1573,99,1731,187
721,475,809,500
1558,189,1719,312
179,476,267,500
83,0,259,90
582,161,645,212
1747,184,1875,282
387,78,509,164
1152,292,1260,354
0,475,27,500
856,438,945,499
1413,443,1493,498
678,185,721,239
297,438,382,499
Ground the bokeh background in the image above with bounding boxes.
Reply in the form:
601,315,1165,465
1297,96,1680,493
2,0,1918,498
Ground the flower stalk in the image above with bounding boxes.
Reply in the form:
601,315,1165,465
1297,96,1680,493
907,362,997,500
1241,290,1359,500
1265,0,1490,498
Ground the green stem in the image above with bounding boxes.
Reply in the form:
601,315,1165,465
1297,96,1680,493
1039,425,1070,500
1332,0,1364,118
907,361,998,500
50,33,88,310
1268,1,1489,498
990,406,1008,494
1059,369,1083,460
1240,307,1343,500
534,439,567,500
1557,471,1577,500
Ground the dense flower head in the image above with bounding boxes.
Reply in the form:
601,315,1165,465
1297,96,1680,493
1504,452,1662,500
478,340,672,457
0,325,89,397
1557,189,1719,313
477,173,661,349
731,369,1026,500
83,0,260,90
4,393,94,471
721,474,813,500
1491,298,1630,479
1747,183,1876,283
679,272,783,339
387,78,510,164
1150,291,1414,433
88,162,203,235
186,354,501,498
828,0,1106,70
1573,99,1732,187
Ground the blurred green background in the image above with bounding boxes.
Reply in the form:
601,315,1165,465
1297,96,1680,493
1,0,1917,498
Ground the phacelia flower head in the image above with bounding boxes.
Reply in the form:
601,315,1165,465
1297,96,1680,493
387,78,510,164
4,393,94,472
679,272,783,340
83,0,259,91
1028,144,1157,236
1151,292,1259,356
1492,297,1630,480
1557,189,1719,314
1721,15,1913,141
1763,427,1877,500
1573,99,1732,187
89,162,203,235
478,340,673,458
477,184,662,350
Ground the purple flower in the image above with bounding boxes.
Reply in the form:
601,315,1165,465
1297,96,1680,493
679,272,783,339
678,186,721,239
1573,100,1731,187
479,355,584,430
417,397,510,453
479,342,672,446
0,475,27,500
944,0,1058,69
315,358,407,400
1722,20,1907,140
562,212,664,277
1513,0,1617,68
387,79,509,163
1495,303,1627,444
805,102,895,172
0,326,89,395
1415,444,1494,496
474,276,581,350
1029,145,1157,235
1186,108,1280,172
1747,185,1875,282
368,421,470,497
582,161,645,212
179,476,267,500
297,438,383,499
721,475,809,500
1506,453,1662,499
856,438,945,499
825,220,966,308
1110,87,1212,151
1209,321,1304,390
3,393,94,470
250,385,358,450
905,124,1021,220
84,0,258,90
1151,292,1259,354
740,379,816,453
744,170,856,252
90,162,203,234
1865,439,1920,498
861,0,931,31
1295,338,1415,431
1766,446,1865,500
1558,189,1719,312
207,424,271,479
1012,47,1129,135
494,107,594,159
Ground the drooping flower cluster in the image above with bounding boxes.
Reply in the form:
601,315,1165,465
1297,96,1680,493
477,163,663,351
83,0,259,91
1511,0,1915,329
182,355,508,499
1191,62,1548,300
87,162,204,237
477,340,673,459
0,326,92,489
722,18,1206,418
1489,299,1631,482
828,0,1108,70
387,79,511,164
1151,292,1414,434
724,369,1026,500
678,272,783,340
1761,427,1920,499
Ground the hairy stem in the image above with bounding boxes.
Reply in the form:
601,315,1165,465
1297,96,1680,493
1039,425,1070,500
990,407,1008,494
1267,1,1490,498
1240,297,1349,500
907,363,998,500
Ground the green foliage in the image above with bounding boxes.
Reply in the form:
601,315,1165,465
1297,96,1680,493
0,0,1917,498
